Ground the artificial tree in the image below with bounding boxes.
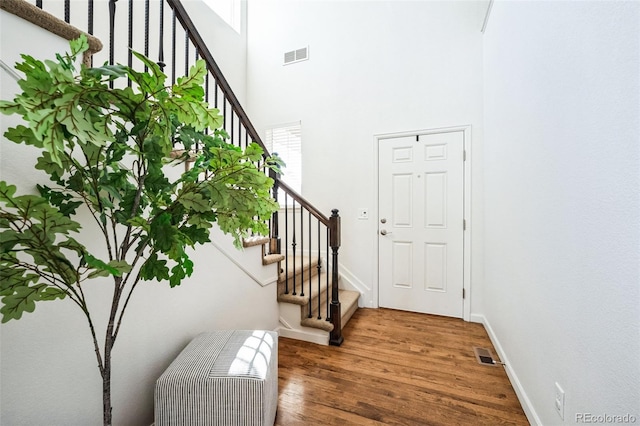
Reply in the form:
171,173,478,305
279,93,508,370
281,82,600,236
0,36,281,425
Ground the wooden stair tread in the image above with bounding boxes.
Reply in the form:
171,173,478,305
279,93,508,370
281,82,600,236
301,317,333,332
339,290,360,311
285,289,360,334
263,253,285,265
243,236,270,248
278,271,328,305
278,256,320,281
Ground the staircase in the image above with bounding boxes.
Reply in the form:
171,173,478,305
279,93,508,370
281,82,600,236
5,0,360,345
241,227,360,345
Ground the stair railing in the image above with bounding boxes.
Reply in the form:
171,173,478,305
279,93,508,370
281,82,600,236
28,0,344,345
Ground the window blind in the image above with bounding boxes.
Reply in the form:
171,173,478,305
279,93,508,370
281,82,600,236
265,122,302,201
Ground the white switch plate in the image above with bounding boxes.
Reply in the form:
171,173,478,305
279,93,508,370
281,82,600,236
357,208,369,220
554,382,565,420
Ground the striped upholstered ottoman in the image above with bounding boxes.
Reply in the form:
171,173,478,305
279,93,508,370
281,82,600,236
154,330,278,426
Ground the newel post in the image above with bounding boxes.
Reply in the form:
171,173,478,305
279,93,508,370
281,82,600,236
329,209,343,346
269,170,281,255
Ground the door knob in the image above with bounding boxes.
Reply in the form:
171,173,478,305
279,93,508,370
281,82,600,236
380,229,391,235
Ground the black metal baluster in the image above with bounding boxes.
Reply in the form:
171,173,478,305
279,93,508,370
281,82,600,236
171,9,176,85
284,192,289,294
292,201,297,295
326,227,330,321
270,172,280,255
64,0,70,23
222,98,227,130
308,211,312,318
88,0,94,66
230,112,235,147
127,0,133,87
144,0,149,71
88,0,94,34
317,220,322,319
184,30,189,76
36,0,42,9
108,0,117,87
300,206,304,297
158,0,166,71
205,72,210,104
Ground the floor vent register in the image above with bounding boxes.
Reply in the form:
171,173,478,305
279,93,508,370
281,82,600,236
473,347,500,367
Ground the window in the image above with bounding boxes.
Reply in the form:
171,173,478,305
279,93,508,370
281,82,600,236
265,122,302,202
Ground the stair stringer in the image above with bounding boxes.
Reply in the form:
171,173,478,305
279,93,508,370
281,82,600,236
209,227,279,287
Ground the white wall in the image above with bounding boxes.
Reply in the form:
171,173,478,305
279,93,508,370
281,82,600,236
246,0,486,312
0,9,276,426
482,1,640,424
182,0,248,102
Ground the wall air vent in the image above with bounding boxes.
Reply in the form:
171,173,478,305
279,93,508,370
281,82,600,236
284,46,309,65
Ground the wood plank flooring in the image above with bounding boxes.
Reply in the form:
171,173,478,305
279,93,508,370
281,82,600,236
276,308,528,425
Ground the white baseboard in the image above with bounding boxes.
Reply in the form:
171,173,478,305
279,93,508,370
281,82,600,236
469,313,485,324
475,314,541,426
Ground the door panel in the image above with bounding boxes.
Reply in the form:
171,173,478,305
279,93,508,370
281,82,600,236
378,131,464,318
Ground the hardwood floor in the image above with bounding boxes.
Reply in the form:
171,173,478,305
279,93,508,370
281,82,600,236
275,308,528,425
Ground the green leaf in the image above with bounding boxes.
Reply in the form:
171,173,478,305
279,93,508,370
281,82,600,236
1,286,38,322
173,60,207,98
69,34,89,57
0,283,65,323
127,216,150,232
108,260,132,275
0,268,39,296
0,181,17,201
178,192,210,213
4,125,42,147
85,64,128,80
139,253,170,282
149,212,177,252
0,100,25,116
129,51,166,93
84,253,120,278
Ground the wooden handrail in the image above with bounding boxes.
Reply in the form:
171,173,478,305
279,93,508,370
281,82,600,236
276,179,330,225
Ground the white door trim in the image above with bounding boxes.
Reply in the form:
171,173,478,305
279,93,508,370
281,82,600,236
373,125,472,321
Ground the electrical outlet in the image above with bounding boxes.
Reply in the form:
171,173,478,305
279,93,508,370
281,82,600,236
554,382,565,420
357,208,369,220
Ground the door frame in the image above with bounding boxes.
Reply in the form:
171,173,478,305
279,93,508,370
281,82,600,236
373,125,473,321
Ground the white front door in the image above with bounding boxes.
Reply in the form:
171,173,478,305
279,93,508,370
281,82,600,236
378,131,465,318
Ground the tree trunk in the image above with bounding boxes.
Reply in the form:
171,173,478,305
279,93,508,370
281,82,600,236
102,330,114,426
103,352,112,426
